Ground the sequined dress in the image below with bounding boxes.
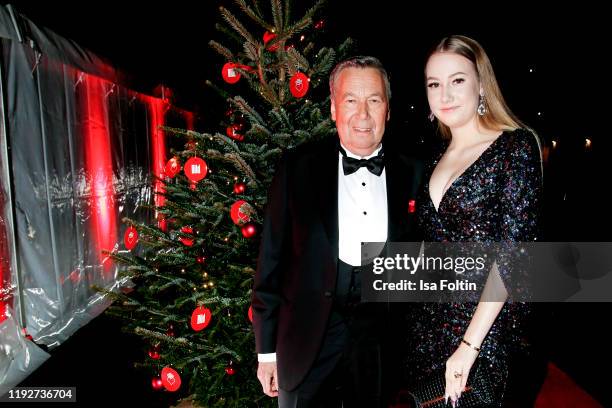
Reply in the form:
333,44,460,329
406,128,543,405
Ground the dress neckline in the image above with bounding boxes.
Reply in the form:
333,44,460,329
428,131,507,213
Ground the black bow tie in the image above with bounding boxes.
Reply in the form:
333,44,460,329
339,145,385,176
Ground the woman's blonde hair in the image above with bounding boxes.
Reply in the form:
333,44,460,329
427,35,524,139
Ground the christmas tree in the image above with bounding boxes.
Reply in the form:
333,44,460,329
100,0,353,406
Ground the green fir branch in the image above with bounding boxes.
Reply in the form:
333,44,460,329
219,7,257,46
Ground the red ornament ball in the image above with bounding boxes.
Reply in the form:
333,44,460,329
165,157,181,178
124,226,138,250
148,349,160,360
248,305,253,323
241,223,257,238
225,366,236,375
290,72,310,98
408,199,416,214
233,182,246,194
179,226,194,247
230,200,253,226
196,256,206,264
151,377,164,390
190,306,212,331
161,367,182,392
184,157,208,182
263,31,279,51
226,124,245,142
221,62,241,84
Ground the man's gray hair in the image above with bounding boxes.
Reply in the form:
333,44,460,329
329,56,391,101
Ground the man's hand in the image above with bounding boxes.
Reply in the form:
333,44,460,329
257,361,279,397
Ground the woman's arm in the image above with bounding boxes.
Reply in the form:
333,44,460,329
445,262,508,403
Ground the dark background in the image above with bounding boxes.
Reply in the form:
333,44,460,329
5,1,610,406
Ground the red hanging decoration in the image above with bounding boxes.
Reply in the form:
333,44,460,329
241,223,257,238
290,72,310,98
263,31,279,51
190,306,212,331
161,367,182,392
225,360,236,375
124,226,138,250
196,256,206,264
165,157,181,178
230,200,253,226
151,377,164,390
148,348,160,360
179,226,194,247
184,157,208,183
221,62,241,84
226,124,245,142
233,182,246,194
408,199,416,214
248,305,253,323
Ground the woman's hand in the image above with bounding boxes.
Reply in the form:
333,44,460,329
444,342,479,405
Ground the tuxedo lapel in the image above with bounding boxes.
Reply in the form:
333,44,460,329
385,153,408,242
316,141,339,263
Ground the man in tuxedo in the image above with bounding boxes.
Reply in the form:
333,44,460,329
252,56,422,407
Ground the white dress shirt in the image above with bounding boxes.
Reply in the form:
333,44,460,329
338,143,388,266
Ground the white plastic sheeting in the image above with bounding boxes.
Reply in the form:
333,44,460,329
0,4,192,394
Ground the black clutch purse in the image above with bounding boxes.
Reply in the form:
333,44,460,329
406,360,496,408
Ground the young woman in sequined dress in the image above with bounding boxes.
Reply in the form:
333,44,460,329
407,35,543,407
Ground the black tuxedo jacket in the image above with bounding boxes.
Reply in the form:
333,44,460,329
252,136,423,391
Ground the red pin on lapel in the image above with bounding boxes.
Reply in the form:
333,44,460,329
408,199,416,214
